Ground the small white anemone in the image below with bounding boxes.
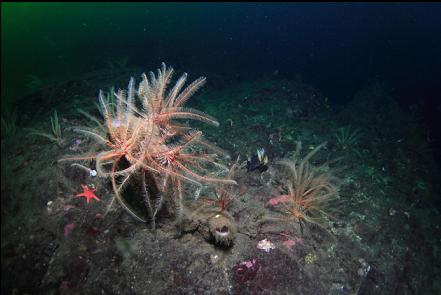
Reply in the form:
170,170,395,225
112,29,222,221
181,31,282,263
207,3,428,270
257,148,268,164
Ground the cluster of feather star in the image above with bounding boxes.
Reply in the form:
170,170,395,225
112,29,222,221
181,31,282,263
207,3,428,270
61,63,237,225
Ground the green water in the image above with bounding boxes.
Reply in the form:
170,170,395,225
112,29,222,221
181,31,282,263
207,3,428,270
2,3,207,103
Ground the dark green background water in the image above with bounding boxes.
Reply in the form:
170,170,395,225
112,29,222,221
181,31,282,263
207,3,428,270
2,3,441,149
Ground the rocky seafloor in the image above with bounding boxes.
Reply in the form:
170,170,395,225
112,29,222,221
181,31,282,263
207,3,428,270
2,68,440,294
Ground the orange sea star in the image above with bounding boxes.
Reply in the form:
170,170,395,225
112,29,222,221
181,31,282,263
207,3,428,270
76,184,100,203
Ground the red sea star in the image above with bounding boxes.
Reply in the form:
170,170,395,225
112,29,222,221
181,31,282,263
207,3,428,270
76,184,100,203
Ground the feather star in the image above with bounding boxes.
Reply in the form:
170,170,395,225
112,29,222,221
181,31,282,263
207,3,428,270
76,184,100,203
